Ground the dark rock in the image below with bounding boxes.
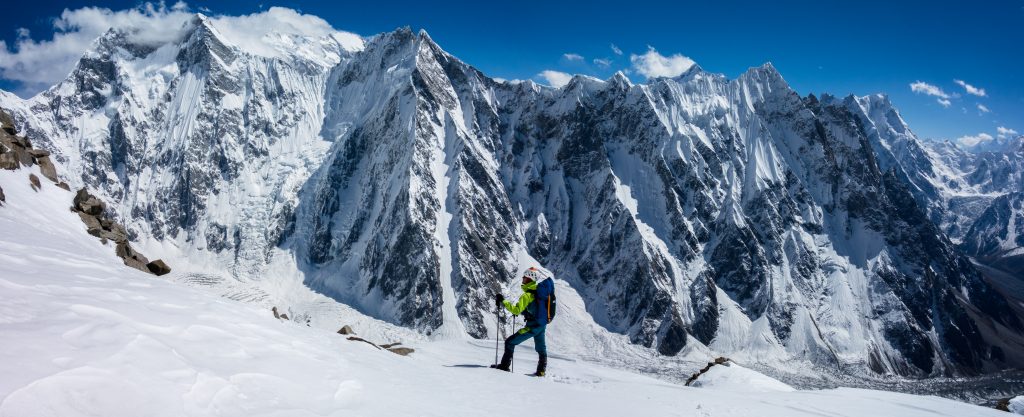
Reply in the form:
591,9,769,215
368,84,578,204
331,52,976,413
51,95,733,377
0,110,14,134
56,182,70,191
145,259,171,276
0,152,17,170
77,211,102,232
27,149,50,158
28,173,41,191
380,342,401,349
387,347,415,356
98,223,128,243
73,188,105,215
115,241,149,266
996,400,1009,412
279,313,290,320
272,306,281,319
337,325,355,335
36,155,57,182
0,185,4,206
995,397,1010,412
685,357,732,386
123,256,149,273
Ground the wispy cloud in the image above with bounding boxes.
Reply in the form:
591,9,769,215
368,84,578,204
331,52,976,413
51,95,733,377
563,53,584,62
610,44,622,55
0,2,356,97
538,70,573,88
958,132,994,147
997,126,1018,138
954,79,986,97
0,2,192,95
937,98,951,108
630,47,695,78
593,58,611,68
909,81,950,99
977,104,990,113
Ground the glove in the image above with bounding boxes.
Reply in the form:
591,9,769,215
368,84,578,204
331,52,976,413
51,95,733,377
494,293,505,306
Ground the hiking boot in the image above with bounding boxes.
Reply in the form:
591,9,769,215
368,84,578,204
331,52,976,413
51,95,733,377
491,350,513,371
533,354,547,377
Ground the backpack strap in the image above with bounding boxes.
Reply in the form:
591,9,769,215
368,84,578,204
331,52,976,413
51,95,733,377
546,295,551,323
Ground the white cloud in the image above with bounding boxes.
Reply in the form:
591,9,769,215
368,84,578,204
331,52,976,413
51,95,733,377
957,132,994,147
538,70,573,88
909,81,950,99
997,126,1018,138
0,2,193,95
0,3,359,97
630,47,695,79
563,53,584,61
937,98,951,108
954,79,986,97
207,7,359,58
593,58,611,68
610,44,622,55
977,104,990,113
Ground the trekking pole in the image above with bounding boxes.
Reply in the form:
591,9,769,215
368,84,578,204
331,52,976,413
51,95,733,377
494,302,501,365
510,314,516,373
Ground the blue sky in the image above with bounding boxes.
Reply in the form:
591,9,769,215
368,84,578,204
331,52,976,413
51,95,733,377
1,0,1021,141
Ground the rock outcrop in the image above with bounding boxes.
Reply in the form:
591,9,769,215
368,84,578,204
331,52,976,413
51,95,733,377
685,357,731,386
71,187,170,276
1,107,170,277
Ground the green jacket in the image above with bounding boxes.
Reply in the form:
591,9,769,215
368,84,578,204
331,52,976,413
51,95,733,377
503,281,538,324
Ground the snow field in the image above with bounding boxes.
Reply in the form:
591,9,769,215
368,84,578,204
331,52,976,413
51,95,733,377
0,166,1009,417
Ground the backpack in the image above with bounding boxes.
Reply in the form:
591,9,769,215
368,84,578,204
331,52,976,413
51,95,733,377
535,278,557,324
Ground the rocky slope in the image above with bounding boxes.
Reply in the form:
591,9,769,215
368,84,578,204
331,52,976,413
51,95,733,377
1,15,1021,377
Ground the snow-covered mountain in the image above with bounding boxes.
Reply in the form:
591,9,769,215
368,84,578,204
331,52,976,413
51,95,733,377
961,192,1024,274
1,171,1009,416
920,136,1024,275
2,14,1022,378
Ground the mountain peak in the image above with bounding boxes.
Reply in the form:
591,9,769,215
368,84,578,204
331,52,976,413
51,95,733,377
608,71,633,90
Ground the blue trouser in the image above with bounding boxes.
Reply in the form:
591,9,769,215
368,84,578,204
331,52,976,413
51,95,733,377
505,324,547,356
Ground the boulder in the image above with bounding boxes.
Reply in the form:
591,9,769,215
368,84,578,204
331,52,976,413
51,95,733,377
387,347,415,356
337,325,355,335
36,155,58,182
123,256,149,273
0,152,17,170
146,259,171,276
4,139,34,167
0,185,5,206
77,211,102,232
26,148,50,158
0,110,14,134
115,241,149,265
98,223,128,243
998,398,1011,412
56,182,70,191
73,188,105,215
28,173,40,191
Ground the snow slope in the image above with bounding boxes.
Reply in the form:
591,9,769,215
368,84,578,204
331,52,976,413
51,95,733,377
1010,396,1024,414
0,168,1006,417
